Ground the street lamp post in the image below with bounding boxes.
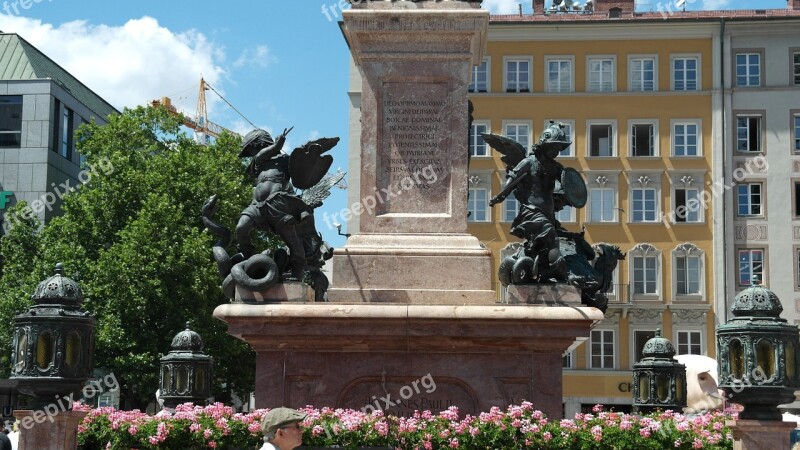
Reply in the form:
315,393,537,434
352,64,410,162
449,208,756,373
159,323,213,409
632,329,687,414
10,263,96,450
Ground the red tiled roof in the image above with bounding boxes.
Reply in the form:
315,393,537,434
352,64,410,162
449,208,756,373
490,9,800,23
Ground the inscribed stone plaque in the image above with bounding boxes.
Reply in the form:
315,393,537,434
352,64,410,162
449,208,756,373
337,377,478,417
377,80,451,216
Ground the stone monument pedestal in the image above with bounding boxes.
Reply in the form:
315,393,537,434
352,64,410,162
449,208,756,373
727,420,795,450
214,300,603,420
14,409,86,450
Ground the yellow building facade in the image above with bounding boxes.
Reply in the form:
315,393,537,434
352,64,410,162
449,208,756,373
467,8,720,414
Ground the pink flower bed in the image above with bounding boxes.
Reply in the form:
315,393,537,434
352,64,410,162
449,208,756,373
76,402,733,449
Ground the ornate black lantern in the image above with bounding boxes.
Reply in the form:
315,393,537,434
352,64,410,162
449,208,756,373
717,278,800,420
632,329,687,413
10,263,96,402
159,323,213,409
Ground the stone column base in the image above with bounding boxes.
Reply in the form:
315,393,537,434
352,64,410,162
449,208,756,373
728,419,796,450
15,409,87,450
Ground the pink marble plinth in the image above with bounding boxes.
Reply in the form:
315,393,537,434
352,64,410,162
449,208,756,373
727,420,795,450
214,302,604,420
235,282,314,303
328,234,495,304
505,284,582,306
15,409,86,450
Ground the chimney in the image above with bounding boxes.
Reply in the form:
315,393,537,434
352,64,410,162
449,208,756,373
533,0,546,14
593,0,636,15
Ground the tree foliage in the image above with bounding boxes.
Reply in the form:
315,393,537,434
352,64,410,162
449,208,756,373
0,106,260,408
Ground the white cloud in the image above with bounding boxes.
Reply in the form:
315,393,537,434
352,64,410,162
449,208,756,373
700,0,731,9
233,45,274,69
0,14,226,111
482,0,522,15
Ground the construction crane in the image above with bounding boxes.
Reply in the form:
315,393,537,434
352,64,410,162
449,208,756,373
151,78,250,144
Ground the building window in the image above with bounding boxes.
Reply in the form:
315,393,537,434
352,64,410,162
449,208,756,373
590,329,615,369
795,182,800,218
794,114,800,153
631,188,658,222
589,188,615,222
468,188,489,222
630,57,656,91
588,57,614,92
673,56,699,91
736,115,762,152
674,188,701,223
556,205,575,223
503,196,518,222
630,122,656,157
469,58,489,93
505,57,531,93
673,121,699,156
552,120,574,157
633,255,658,295
504,122,530,150
677,331,702,355
563,350,574,369
738,249,763,286
546,57,572,92
60,107,74,160
0,95,23,147
633,330,656,364
794,51,800,85
736,183,762,216
588,122,614,157
676,255,701,295
469,122,489,157
735,52,761,87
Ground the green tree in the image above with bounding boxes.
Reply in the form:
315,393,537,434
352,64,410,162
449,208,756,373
0,106,261,408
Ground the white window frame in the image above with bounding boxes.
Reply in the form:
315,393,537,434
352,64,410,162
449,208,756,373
468,187,490,222
736,182,763,217
503,120,533,152
628,55,658,92
547,119,575,157
504,56,532,93
589,188,616,223
737,248,764,287
671,54,701,91
589,328,617,370
674,329,705,356
631,328,660,366
469,121,490,157
736,114,763,153
628,172,662,223
672,243,705,300
503,195,519,223
585,171,620,223
628,119,659,157
545,55,574,93
669,172,706,224
629,243,662,301
586,119,617,157
469,57,491,93
793,51,800,86
793,113,800,154
587,56,616,92
671,119,702,157
735,52,761,87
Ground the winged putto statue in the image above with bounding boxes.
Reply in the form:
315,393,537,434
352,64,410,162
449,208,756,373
202,128,343,302
482,121,624,312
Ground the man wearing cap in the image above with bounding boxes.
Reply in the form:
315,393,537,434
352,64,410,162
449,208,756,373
260,407,307,450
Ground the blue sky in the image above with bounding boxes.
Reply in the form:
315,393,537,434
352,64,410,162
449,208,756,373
0,0,789,247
